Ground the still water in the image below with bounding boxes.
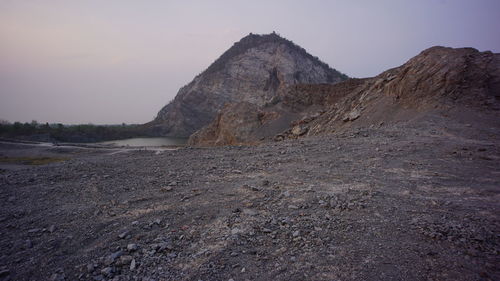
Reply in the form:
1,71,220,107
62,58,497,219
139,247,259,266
99,137,187,147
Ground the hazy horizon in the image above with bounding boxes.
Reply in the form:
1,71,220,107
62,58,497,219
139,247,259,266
1,0,499,124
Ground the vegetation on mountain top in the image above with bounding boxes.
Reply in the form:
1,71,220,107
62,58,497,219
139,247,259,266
203,32,348,81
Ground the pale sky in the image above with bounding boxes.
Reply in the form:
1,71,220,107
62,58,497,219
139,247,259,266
1,0,499,124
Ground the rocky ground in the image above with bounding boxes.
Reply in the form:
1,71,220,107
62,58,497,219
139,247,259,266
0,113,499,281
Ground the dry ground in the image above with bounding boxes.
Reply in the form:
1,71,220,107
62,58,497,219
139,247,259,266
0,115,499,281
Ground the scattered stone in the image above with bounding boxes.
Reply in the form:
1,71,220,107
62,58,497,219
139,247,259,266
288,205,299,210
242,209,258,216
130,259,136,271
292,230,300,237
27,228,40,233
231,228,243,235
162,186,173,192
118,255,133,266
262,228,272,233
50,273,66,281
157,242,173,251
127,243,138,252
48,225,56,233
86,263,96,273
118,231,130,239
0,269,10,278
343,109,361,122
291,125,308,136
100,267,113,277
105,251,123,265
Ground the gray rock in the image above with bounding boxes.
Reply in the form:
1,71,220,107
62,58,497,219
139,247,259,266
104,250,123,265
130,258,136,271
86,263,96,273
231,228,243,235
291,125,308,136
100,267,113,277
27,228,40,233
50,273,66,281
48,225,56,233
118,255,133,265
158,242,173,251
118,230,129,239
242,208,258,216
343,109,361,122
162,186,173,192
127,243,138,252
0,269,10,278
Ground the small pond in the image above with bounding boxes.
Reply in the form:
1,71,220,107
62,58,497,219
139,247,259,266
99,137,187,147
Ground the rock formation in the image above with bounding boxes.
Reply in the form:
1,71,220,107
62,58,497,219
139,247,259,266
189,46,500,146
148,32,348,137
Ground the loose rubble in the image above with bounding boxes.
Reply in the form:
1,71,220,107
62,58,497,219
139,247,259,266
0,118,499,280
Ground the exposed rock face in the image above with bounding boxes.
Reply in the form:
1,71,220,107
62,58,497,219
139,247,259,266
150,33,347,137
188,102,263,146
305,46,500,136
188,102,298,146
189,46,500,146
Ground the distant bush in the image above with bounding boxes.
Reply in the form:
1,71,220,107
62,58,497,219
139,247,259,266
0,121,151,143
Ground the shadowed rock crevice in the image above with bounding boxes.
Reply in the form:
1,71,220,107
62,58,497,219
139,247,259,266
263,67,281,92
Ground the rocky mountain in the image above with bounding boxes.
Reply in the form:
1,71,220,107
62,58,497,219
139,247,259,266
189,46,500,146
149,32,348,137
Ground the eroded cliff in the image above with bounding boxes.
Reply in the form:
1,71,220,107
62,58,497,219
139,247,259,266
189,46,500,146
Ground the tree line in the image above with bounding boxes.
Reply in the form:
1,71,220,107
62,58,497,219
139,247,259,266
0,120,149,143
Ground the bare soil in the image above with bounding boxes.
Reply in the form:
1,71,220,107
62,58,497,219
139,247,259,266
0,114,499,281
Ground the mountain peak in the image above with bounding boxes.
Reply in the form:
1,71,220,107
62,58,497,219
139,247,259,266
204,32,346,80
151,32,348,137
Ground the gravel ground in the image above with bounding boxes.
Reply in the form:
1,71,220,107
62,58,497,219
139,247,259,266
0,117,499,281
